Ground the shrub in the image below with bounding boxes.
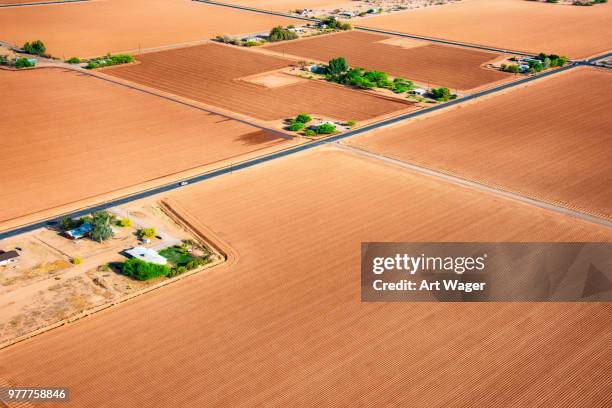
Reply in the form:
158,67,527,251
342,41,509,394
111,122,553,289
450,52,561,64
15,58,35,69
121,258,170,280
243,40,261,47
316,123,336,134
23,40,46,56
326,57,348,76
269,26,298,42
71,257,82,265
345,120,357,127
137,228,156,239
288,121,305,131
85,54,133,69
65,57,81,64
295,113,312,123
501,64,520,74
304,129,316,136
117,218,132,228
339,22,352,31
0,55,8,66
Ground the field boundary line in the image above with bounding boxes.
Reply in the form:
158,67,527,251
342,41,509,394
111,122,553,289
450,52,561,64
0,0,89,8
336,143,612,229
0,63,579,240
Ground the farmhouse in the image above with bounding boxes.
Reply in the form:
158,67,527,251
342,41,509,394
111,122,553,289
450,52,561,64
0,250,19,266
125,246,167,265
410,88,427,96
63,223,93,240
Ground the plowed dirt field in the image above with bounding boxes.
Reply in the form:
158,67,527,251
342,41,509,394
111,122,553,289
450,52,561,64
264,30,513,91
0,68,293,225
106,43,414,122
0,0,300,57
349,67,612,220
360,0,612,58
1,147,610,407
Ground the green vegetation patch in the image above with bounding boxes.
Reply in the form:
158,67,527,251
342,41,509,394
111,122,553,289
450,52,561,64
85,54,134,69
121,258,170,281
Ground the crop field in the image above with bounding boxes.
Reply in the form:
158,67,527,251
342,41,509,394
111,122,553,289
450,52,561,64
222,0,353,12
0,0,300,58
360,0,612,59
1,147,610,407
0,68,294,225
264,30,513,91
106,43,414,122
348,67,612,220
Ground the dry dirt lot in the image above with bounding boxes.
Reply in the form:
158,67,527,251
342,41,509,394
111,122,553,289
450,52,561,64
349,67,612,220
0,67,294,226
105,42,414,122
264,30,513,91
0,0,300,58
360,0,612,59
1,147,610,407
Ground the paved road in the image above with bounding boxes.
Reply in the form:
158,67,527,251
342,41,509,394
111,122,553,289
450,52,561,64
0,63,584,240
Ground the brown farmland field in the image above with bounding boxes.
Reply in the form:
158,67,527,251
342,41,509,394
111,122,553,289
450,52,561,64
0,0,300,58
106,43,414,122
349,67,612,220
0,68,294,225
264,30,513,91
360,0,612,58
224,0,353,12
1,147,610,407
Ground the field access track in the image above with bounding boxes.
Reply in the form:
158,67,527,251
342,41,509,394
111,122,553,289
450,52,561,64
0,67,294,225
349,67,612,220
106,42,414,122
264,30,513,92
2,147,610,407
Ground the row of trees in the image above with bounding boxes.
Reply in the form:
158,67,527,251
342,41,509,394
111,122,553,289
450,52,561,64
326,57,414,93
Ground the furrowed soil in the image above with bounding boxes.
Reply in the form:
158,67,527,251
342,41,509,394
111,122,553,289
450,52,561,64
348,67,612,220
360,0,612,59
0,68,294,225
264,30,513,91
1,147,610,407
105,42,414,121
0,0,300,57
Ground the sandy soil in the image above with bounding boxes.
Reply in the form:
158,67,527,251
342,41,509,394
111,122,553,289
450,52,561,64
349,67,612,220
264,30,513,91
360,0,612,59
0,67,293,225
0,0,300,58
1,146,610,407
105,43,415,121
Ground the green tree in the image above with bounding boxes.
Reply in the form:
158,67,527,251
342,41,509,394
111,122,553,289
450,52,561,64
288,121,305,131
269,26,298,42
90,211,115,242
327,57,348,76
60,217,79,231
430,87,453,101
0,55,8,65
316,123,336,134
23,40,46,56
295,113,312,123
